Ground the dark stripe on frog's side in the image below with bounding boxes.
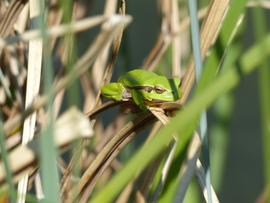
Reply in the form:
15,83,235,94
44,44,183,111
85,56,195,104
130,86,173,93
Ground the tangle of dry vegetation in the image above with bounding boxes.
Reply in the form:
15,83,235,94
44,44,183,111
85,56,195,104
0,0,231,202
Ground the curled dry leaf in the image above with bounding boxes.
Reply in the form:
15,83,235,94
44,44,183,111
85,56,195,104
0,107,93,184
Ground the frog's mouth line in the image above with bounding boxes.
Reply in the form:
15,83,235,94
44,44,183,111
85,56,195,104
151,98,168,103
143,99,167,106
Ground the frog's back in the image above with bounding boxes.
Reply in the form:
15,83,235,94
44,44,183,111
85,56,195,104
118,69,158,87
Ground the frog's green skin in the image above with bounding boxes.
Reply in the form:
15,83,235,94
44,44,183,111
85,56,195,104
101,69,182,111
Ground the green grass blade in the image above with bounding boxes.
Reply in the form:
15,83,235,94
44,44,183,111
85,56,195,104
38,2,59,202
187,0,211,202
160,0,248,201
90,32,270,203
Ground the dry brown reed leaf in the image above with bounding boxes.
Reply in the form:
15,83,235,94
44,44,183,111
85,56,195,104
66,4,128,199
195,159,220,203
85,100,131,119
0,0,28,38
0,15,108,48
91,0,119,94
180,0,230,104
0,107,93,184
0,144,36,185
14,1,28,34
80,102,182,202
22,0,43,145
81,1,125,144
19,1,43,201
171,0,181,77
141,3,207,75
94,0,126,108
69,112,157,202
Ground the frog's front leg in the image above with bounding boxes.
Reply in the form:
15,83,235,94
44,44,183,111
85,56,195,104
101,82,131,101
131,89,148,111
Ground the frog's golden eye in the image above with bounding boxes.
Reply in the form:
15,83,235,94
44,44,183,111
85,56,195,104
154,86,165,94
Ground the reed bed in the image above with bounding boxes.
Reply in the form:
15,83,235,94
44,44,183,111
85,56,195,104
0,0,269,202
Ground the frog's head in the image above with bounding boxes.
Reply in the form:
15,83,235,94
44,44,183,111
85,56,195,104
138,76,182,103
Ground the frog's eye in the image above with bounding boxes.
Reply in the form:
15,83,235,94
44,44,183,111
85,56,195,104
154,86,165,94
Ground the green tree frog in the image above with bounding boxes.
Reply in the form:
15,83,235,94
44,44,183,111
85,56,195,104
101,69,182,112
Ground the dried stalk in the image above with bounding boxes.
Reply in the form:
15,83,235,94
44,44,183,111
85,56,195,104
69,113,157,202
2,15,132,136
0,0,28,38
